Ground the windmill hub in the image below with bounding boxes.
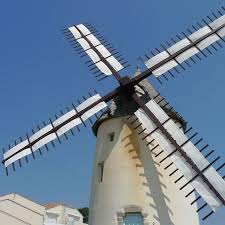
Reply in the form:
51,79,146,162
117,75,136,97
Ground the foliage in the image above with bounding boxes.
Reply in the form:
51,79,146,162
78,207,89,223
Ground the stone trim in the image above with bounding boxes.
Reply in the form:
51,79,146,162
116,205,149,225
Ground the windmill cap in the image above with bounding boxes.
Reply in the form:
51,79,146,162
92,69,186,136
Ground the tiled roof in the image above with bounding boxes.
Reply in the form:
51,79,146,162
45,203,74,209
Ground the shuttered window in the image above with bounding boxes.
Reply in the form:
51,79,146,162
46,213,58,223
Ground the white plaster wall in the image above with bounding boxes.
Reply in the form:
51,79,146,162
0,194,44,225
89,117,200,225
50,205,83,218
0,210,31,225
44,205,87,225
0,193,45,215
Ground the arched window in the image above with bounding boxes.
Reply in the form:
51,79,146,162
123,212,144,225
116,205,148,225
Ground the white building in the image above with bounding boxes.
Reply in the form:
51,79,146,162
0,193,88,225
44,203,87,225
0,193,45,225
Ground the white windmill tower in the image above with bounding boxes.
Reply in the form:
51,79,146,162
89,69,200,225
2,6,225,225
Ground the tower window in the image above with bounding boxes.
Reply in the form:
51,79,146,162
108,132,115,142
123,212,144,225
98,162,104,182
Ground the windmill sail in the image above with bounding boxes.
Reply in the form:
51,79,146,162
133,97,225,212
64,24,128,81
3,93,107,169
2,5,225,223
143,11,225,78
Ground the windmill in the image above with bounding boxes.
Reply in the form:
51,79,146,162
2,5,225,225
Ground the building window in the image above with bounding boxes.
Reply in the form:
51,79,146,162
123,212,144,225
46,213,58,223
108,132,115,142
98,162,104,182
68,215,80,225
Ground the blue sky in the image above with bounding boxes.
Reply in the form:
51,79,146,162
0,0,225,224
